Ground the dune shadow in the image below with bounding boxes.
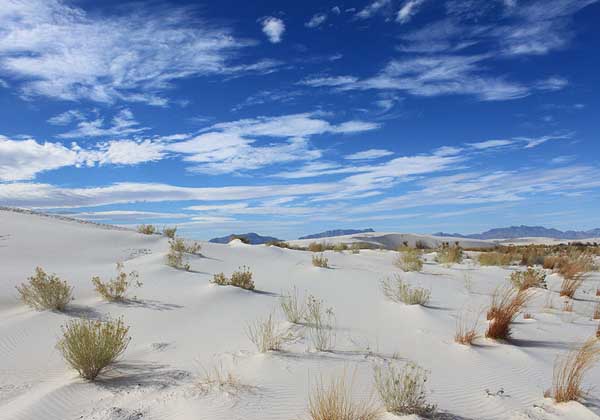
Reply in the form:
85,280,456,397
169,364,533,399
507,338,577,350
96,361,191,390
115,299,183,311
64,304,104,320
424,303,453,311
252,289,278,297
435,412,478,420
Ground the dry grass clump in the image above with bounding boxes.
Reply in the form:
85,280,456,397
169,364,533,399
559,274,585,298
312,253,329,268
593,303,599,320
485,286,532,339
16,267,73,311
137,224,157,235
596,288,600,297
510,267,547,291
454,309,480,345
280,286,306,324
350,243,362,254
563,299,574,312
596,324,600,338
308,242,326,252
211,266,255,290
92,262,141,302
57,317,130,380
334,243,348,252
435,242,463,264
380,275,430,306
162,226,177,238
478,252,512,266
245,314,293,352
546,337,600,402
308,372,382,420
373,362,436,417
395,248,423,272
306,295,336,351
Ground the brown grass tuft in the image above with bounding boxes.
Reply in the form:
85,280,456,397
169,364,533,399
454,309,480,345
435,242,463,264
395,248,423,272
485,286,532,339
593,303,599,320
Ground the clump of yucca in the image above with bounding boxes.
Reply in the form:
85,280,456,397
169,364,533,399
510,267,547,291
308,372,382,420
312,253,329,268
137,224,156,235
245,313,293,352
162,226,177,239
92,262,141,302
373,362,436,417
56,317,130,380
546,337,600,402
16,267,73,311
380,275,430,306
485,286,532,339
280,286,306,324
478,252,512,266
395,248,423,272
435,242,463,264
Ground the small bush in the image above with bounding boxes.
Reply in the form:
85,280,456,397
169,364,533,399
308,242,325,252
592,303,599,320
485,286,532,339
92,262,141,302
415,240,430,250
395,248,423,272
16,267,73,311
510,267,546,291
245,314,293,352
547,337,600,402
137,224,156,235
454,309,480,345
333,243,348,252
280,286,306,324
373,362,436,417
308,371,382,420
350,243,362,254
230,266,255,290
478,252,512,266
306,295,336,352
435,243,463,264
211,272,228,286
57,317,130,380
380,275,430,306
267,240,290,248
162,226,177,239
312,253,329,268
166,238,190,271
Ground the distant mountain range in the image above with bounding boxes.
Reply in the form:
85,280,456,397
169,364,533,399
434,225,600,240
299,228,374,240
209,232,282,244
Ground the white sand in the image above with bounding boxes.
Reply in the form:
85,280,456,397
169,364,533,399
1,209,599,420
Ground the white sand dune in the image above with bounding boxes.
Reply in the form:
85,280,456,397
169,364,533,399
1,208,599,420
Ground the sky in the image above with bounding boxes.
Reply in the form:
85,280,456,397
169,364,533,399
0,0,599,240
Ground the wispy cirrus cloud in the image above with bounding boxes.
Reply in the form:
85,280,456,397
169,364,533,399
396,0,427,24
56,109,148,139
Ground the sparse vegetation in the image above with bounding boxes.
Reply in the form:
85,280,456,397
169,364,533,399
245,313,293,352
166,238,190,271
162,226,177,239
57,317,130,380
380,275,430,306
478,252,512,266
351,243,362,254
593,303,599,320
373,362,436,417
306,295,336,351
280,286,306,324
485,286,532,339
563,299,574,312
211,272,228,286
333,243,348,252
230,265,255,290
312,253,329,268
547,337,600,402
16,267,73,311
435,242,463,264
92,262,141,302
559,274,585,298
308,371,382,420
137,224,157,235
510,267,546,291
395,248,423,272
455,309,480,345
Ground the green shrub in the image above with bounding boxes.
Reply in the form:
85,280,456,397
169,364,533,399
166,238,193,270
381,275,430,305
92,262,141,301
230,266,255,290
57,317,130,380
162,226,177,239
16,267,73,311
137,224,157,235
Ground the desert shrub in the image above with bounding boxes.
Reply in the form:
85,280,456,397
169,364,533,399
485,286,532,339
162,226,177,238
308,242,325,252
547,337,600,402
230,266,255,290
415,240,431,250
16,267,73,311
280,286,306,324
395,248,423,272
373,362,436,417
211,272,228,286
308,372,382,420
380,275,430,306
170,237,201,255
166,238,190,271
57,317,130,380
519,245,547,266
435,243,463,264
454,309,480,345
333,243,348,252
559,274,585,298
92,262,141,302
478,252,512,266
350,243,362,254
137,224,156,235
306,295,336,351
543,255,561,269
312,253,329,268
593,303,599,320
510,267,547,291
198,362,244,394
245,314,292,352
267,240,290,248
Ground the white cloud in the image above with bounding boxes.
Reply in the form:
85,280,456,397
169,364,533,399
356,0,392,19
306,13,328,28
57,109,148,138
0,1,257,104
331,6,342,15
535,76,569,91
260,17,285,43
299,76,359,87
95,139,166,165
47,110,86,126
396,0,426,24
467,139,514,149
0,78,8,88
345,149,394,160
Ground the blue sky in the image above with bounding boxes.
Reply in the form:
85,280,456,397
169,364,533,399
0,0,599,239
